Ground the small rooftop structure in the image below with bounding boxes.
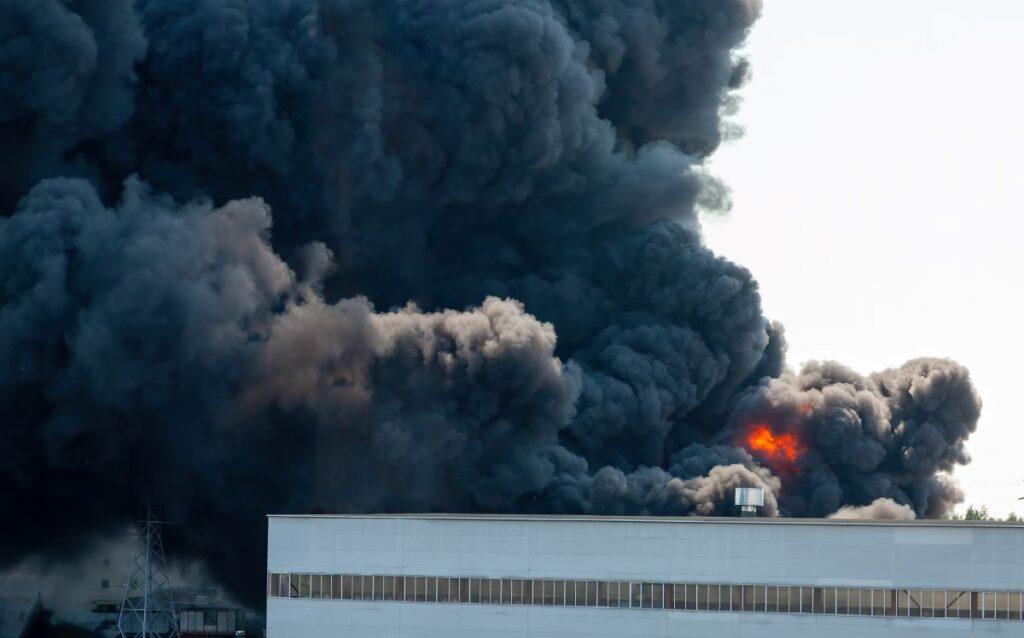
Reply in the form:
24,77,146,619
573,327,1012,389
734,487,765,517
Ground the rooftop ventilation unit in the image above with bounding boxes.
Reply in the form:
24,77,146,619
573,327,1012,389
734,487,764,517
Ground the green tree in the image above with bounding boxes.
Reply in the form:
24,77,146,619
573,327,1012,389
949,505,1022,522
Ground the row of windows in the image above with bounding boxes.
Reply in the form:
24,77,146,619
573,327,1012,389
267,573,1024,621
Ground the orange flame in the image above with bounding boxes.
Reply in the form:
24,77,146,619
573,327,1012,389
745,424,803,463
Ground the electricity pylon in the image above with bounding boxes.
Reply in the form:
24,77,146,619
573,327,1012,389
117,510,180,638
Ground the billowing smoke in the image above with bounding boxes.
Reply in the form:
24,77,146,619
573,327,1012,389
1,0,980,608
828,498,917,521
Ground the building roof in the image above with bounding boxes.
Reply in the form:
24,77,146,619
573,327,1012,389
266,512,1024,529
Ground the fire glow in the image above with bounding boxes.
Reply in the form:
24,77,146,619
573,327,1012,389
745,424,803,464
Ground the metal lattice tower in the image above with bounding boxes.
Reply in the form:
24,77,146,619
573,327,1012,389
117,510,181,638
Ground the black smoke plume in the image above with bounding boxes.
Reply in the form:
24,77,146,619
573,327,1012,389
1,0,980,608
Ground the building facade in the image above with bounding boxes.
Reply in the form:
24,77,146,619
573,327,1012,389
266,514,1024,637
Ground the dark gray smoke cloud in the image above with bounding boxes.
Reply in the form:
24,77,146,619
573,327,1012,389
1,0,980,608
725,360,979,518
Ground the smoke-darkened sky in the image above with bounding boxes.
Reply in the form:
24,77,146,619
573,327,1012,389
0,0,986,608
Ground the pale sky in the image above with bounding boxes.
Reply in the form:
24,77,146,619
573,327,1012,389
703,0,1024,517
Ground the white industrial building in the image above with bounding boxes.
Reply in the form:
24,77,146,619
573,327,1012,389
266,512,1024,637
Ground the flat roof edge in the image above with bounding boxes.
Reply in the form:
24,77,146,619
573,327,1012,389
264,513,1024,529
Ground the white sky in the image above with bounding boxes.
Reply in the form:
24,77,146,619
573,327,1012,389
702,0,1024,517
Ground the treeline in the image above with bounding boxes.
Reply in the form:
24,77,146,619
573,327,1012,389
949,505,1022,522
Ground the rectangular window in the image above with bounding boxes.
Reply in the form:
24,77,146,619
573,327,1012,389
687,584,698,611
982,592,996,620
312,574,323,599
742,585,756,612
502,579,512,605
730,585,742,612
330,575,341,600
936,590,947,619
836,587,850,614
586,581,597,607
641,583,653,609
813,587,825,614
674,584,687,610
527,579,539,605
1010,592,1022,622
511,579,524,605
458,578,469,604
468,578,480,604
870,589,884,616
367,575,379,601
552,580,565,606
628,582,641,608
919,590,933,618
784,586,796,613
909,590,923,617
695,584,708,611
755,585,767,613
596,582,609,607
995,591,1012,620
766,586,779,613
653,583,664,609
430,577,441,603
954,589,970,618
712,585,725,611
269,573,280,598
815,589,831,614
521,579,532,605
382,576,394,601
298,574,311,598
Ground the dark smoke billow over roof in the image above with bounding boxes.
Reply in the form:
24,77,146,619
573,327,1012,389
0,0,979,607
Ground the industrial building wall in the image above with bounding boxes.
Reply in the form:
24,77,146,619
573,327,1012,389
266,515,1024,637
